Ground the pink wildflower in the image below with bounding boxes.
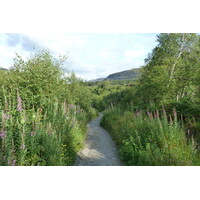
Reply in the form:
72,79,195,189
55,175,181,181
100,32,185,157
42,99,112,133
0,131,7,139
2,113,10,119
12,160,16,166
17,95,23,112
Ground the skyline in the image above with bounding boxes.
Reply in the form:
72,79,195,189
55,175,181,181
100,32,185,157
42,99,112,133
0,33,158,80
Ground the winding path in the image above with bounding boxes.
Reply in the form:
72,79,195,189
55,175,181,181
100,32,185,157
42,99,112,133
74,113,123,166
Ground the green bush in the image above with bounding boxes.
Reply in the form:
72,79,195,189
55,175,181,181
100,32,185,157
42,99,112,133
0,50,97,166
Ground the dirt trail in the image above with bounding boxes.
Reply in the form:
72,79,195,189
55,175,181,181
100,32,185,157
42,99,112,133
74,113,123,166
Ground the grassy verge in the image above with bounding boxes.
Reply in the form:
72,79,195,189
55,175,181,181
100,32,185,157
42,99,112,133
101,108,200,166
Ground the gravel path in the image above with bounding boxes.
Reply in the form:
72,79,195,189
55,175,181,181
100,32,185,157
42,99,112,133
74,113,123,166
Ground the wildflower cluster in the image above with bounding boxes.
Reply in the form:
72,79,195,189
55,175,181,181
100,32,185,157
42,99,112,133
17,94,23,112
101,108,199,166
0,131,6,139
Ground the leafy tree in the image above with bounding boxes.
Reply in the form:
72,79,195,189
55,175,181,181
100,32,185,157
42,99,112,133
137,33,200,105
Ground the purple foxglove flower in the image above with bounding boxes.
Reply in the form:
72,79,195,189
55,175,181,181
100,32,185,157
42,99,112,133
11,160,16,166
0,131,7,139
2,113,10,119
17,95,23,112
153,112,157,118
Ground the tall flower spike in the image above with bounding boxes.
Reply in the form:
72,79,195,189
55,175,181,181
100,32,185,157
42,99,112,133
17,94,23,112
162,105,167,119
0,131,7,139
173,107,177,120
2,112,10,119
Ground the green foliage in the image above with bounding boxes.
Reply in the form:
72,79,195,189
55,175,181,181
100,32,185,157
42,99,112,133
0,50,66,109
0,50,97,166
101,108,199,166
0,95,89,166
89,79,137,111
139,33,200,106
0,50,95,113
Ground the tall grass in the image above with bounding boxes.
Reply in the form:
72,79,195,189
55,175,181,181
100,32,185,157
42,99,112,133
0,91,89,166
101,108,199,166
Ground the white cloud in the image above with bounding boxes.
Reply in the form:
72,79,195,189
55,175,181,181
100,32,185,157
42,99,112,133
0,33,157,80
22,33,87,55
124,49,145,60
98,51,111,58
0,41,31,68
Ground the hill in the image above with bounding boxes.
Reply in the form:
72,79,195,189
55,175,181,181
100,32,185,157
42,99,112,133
88,78,105,82
88,68,141,82
0,67,8,71
104,68,140,81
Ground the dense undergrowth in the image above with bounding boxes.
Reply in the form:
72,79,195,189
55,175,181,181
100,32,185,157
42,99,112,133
101,108,199,165
0,50,97,166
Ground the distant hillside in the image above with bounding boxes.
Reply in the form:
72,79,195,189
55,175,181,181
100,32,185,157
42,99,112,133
0,67,8,71
88,68,141,82
88,78,105,82
105,68,140,81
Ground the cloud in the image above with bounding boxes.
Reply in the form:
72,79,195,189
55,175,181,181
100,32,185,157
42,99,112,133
21,33,88,55
0,34,32,68
124,49,145,60
98,51,111,58
0,33,157,80
6,33,45,51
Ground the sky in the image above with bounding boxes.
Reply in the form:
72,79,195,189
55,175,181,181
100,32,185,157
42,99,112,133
0,33,158,80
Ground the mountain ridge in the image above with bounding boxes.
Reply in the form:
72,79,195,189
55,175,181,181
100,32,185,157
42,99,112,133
89,68,140,82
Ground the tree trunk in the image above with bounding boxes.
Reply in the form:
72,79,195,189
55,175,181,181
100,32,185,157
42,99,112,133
168,34,185,88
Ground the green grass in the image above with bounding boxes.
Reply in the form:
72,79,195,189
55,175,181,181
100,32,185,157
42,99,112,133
101,108,200,166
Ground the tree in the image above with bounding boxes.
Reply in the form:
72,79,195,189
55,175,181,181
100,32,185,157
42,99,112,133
137,33,200,105
2,50,68,109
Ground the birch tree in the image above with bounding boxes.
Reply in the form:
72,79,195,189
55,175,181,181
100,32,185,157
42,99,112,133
138,33,200,105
